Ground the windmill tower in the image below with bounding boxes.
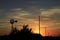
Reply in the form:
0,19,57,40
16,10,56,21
39,16,40,34
10,19,18,33
10,19,15,32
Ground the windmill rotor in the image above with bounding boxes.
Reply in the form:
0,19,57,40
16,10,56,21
10,19,15,24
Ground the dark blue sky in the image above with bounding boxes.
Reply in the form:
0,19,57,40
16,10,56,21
0,0,60,18
0,0,60,9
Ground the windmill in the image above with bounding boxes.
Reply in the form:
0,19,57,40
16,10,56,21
10,19,18,32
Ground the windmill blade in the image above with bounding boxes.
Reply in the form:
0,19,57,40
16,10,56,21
15,20,18,23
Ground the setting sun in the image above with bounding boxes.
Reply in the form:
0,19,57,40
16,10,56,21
32,26,46,36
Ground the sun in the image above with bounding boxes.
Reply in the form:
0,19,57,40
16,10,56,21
32,23,48,36
32,27,45,36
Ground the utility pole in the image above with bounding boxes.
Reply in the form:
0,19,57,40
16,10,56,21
39,16,40,34
48,32,49,36
45,27,47,36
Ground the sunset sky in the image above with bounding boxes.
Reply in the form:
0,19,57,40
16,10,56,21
0,0,60,36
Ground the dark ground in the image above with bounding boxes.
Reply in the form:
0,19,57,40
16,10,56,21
0,25,60,40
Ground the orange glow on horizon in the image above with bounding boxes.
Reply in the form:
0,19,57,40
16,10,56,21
17,24,58,36
32,27,45,36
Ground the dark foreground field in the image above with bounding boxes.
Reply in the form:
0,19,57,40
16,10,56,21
0,34,60,40
0,25,60,40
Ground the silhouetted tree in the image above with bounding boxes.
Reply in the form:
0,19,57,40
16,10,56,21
20,24,32,34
